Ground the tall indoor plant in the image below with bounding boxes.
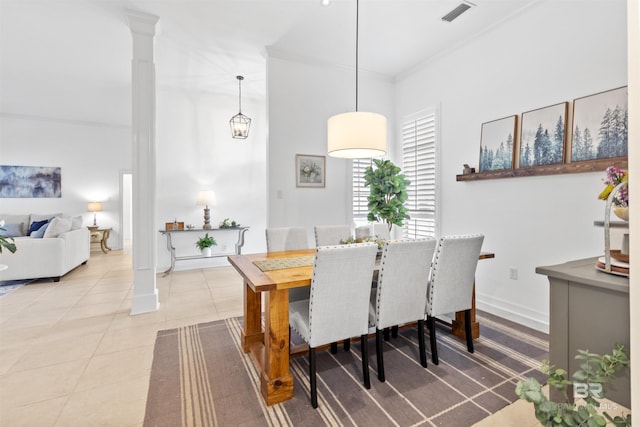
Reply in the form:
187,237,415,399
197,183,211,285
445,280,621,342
364,159,410,232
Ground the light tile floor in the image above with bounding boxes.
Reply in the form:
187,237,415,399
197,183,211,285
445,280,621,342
0,250,541,426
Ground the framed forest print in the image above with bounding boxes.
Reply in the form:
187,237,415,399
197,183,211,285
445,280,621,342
570,86,627,162
478,116,517,172
519,102,567,168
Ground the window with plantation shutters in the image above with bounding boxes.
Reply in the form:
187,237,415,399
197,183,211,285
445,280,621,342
402,110,438,239
352,158,373,221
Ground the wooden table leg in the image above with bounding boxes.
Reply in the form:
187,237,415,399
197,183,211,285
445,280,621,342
100,230,112,254
260,288,294,405
241,281,263,352
452,283,480,340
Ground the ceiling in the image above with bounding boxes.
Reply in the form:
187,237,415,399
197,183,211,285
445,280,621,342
0,0,539,125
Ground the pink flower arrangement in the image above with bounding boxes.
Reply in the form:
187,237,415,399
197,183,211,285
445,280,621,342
598,166,628,207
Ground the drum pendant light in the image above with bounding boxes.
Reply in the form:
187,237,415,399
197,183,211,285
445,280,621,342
230,75,251,139
327,0,386,158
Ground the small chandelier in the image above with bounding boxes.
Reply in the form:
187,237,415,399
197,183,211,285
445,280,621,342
327,0,386,158
230,75,251,139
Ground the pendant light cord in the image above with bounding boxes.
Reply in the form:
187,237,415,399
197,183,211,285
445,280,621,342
355,0,359,112
237,75,243,114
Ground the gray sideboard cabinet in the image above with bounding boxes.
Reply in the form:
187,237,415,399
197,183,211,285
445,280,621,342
536,257,630,409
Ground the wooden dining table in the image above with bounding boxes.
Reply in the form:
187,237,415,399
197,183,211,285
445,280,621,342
227,248,494,406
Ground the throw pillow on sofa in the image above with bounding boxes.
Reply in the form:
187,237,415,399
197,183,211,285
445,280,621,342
70,216,83,230
43,217,72,238
30,223,49,238
1,214,30,235
28,219,49,236
30,213,62,223
0,222,24,237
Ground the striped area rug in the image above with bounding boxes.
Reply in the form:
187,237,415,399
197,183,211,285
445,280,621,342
143,312,547,427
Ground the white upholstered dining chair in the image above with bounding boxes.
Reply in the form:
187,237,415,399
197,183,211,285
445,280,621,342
265,227,309,302
355,223,390,240
369,238,437,382
355,225,371,240
372,223,391,240
426,234,484,364
289,243,378,408
265,227,308,252
313,224,351,247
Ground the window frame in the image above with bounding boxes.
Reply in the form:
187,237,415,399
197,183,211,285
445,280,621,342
401,107,441,239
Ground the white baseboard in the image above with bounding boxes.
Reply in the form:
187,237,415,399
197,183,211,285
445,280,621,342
476,292,549,333
130,291,159,315
156,257,230,273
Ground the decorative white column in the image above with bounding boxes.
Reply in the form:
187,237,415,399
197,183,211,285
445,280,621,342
626,0,639,418
127,10,159,314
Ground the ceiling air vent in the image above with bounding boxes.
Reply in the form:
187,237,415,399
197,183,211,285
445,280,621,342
441,1,474,22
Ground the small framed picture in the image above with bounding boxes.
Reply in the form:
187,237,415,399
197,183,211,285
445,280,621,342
570,86,628,162
519,102,567,168
478,116,517,172
296,154,325,188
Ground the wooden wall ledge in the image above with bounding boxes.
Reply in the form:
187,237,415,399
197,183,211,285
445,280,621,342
456,157,628,181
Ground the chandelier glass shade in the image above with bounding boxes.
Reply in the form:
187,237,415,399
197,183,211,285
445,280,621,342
230,75,251,139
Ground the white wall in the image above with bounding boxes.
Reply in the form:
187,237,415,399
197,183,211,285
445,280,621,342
155,88,267,270
267,55,395,244
0,115,130,247
395,1,628,331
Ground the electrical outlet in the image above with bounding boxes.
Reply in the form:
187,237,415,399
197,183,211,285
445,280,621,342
509,267,518,280
222,244,228,252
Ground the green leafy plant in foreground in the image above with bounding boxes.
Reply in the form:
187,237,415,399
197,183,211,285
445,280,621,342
0,221,17,254
516,344,630,426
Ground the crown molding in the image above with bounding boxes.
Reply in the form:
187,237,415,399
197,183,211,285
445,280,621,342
0,112,130,129
265,46,394,84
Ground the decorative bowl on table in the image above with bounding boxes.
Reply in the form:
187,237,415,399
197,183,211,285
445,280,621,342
613,206,629,221
339,236,386,251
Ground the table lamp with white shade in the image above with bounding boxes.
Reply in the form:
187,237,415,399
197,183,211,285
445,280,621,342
87,202,102,227
196,190,216,229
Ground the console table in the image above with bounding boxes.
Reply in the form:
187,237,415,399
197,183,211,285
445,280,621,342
536,257,630,408
160,227,249,276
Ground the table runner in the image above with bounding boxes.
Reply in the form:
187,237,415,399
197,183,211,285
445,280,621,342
253,255,315,271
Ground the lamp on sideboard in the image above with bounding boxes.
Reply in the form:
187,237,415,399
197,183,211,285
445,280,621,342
87,202,102,228
196,190,216,229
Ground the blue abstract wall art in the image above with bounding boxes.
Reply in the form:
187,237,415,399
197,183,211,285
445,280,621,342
0,165,62,198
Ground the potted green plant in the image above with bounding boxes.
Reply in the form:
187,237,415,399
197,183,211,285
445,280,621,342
195,233,217,257
515,344,630,426
364,159,411,233
220,218,239,228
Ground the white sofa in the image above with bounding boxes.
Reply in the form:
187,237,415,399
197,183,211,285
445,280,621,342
0,213,90,282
